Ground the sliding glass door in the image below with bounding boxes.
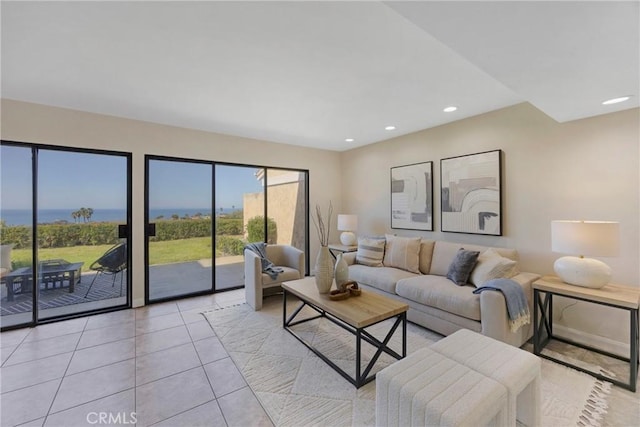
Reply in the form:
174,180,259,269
214,165,264,291
146,158,214,301
145,157,309,304
0,142,131,330
36,149,129,319
1,145,34,328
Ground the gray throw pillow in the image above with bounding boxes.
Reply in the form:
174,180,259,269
446,248,481,286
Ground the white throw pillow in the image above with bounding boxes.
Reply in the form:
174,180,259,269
383,234,422,274
470,249,518,287
355,237,385,267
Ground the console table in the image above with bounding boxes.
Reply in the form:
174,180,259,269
328,243,357,259
533,276,639,391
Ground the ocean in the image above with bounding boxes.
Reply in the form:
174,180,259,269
0,208,235,226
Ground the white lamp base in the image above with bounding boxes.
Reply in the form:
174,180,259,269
553,256,611,289
340,231,357,246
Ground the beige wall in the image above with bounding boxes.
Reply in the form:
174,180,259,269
1,99,343,306
341,102,640,347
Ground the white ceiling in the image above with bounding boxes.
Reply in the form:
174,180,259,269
2,1,638,152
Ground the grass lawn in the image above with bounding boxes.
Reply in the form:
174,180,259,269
10,237,233,269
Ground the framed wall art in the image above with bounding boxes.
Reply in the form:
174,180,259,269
391,161,433,231
440,150,502,235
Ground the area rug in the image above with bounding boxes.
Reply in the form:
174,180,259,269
203,299,611,427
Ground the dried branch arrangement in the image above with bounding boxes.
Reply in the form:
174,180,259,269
311,201,333,247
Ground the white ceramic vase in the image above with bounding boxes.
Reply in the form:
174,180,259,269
314,246,334,294
334,253,349,290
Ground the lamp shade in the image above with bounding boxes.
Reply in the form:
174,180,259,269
551,220,619,257
337,214,358,232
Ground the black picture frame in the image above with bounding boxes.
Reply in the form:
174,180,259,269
390,161,434,231
440,150,502,235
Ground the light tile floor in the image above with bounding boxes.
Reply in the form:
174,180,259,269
1,289,273,427
1,289,639,426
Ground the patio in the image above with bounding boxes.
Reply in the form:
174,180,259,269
0,257,245,323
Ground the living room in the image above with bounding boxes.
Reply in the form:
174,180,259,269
1,1,639,426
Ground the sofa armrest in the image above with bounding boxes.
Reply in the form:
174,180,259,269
344,252,357,265
479,271,541,347
244,249,263,310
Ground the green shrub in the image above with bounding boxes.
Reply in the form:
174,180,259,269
246,216,277,244
216,218,243,235
215,236,245,256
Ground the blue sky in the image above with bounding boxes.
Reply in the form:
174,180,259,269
1,145,264,210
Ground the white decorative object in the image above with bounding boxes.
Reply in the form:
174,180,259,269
551,220,619,288
334,253,349,289
314,246,334,294
337,214,358,246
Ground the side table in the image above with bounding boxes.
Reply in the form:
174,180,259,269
533,276,639,391
328,243,357,259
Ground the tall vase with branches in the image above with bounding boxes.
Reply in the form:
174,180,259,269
311,202,334,293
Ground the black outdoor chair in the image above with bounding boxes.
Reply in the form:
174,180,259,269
84,242,127,298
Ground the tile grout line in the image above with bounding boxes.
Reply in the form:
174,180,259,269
183,305,232,427
42,316,89,426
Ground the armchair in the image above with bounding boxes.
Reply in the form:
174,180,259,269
244,244,305,310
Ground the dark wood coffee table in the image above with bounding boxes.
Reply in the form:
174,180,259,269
282,277,408,388
4,260,84,301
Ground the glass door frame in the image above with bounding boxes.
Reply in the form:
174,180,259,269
0,140,133,332
144,155,310,305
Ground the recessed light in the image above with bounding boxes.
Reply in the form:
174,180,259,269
443,106,457,112
345,138,354,142
602,96,631,105
385,126,396,131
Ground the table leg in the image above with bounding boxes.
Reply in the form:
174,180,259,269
6,277,15,302
630,308,638,392
69,271,75,293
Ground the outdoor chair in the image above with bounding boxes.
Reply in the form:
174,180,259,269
85,242,127,298
244,244,304,310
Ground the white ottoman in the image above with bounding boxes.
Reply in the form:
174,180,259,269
431,329,541,427
376,347,508,427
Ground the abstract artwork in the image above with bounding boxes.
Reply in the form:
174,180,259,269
391,161,433,231
441,150,502,235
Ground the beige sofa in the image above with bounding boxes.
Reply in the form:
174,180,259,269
343,239,540,347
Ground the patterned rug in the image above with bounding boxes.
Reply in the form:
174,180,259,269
1,272,124,316
203,298,611,427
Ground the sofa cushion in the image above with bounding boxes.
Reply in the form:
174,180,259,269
470,249,519,287
446,249,480,285
396,275,481,321
348,264,418,294
429,241,518,276
418,240,436,275
383,234,421,274
355,237,385,267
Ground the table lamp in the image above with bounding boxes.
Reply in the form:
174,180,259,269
337,214,358,246
551,220,619,288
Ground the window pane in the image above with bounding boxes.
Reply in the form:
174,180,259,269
1,145,34,327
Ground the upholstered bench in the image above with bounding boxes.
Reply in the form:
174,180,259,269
431,329,541,427
376,347,508,427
